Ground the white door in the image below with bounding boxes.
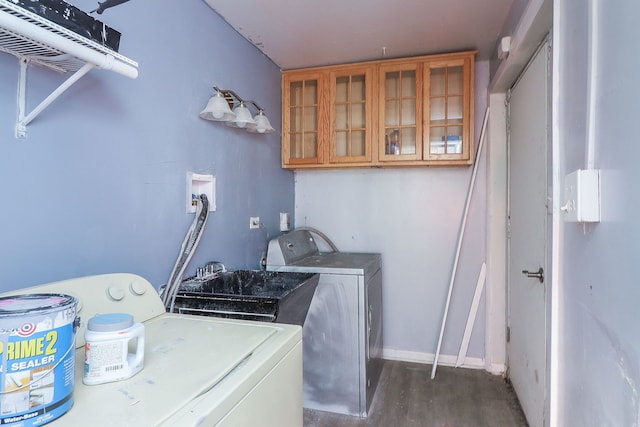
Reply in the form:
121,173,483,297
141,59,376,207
507,39,550,427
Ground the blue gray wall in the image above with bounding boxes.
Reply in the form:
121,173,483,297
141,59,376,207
0,0,292,291
557,0,640,425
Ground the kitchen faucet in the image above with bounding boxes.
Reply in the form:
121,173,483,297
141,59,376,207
196,261,227,280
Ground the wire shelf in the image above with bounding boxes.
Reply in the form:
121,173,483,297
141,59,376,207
0,0,137,74
0,0,138,138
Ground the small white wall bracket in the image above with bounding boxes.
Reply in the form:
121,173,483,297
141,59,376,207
497,36,511,60
16,58,96,139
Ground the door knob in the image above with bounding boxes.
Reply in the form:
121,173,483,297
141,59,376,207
522,267,544,283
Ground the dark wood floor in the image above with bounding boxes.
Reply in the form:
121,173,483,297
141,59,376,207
303,360,528,427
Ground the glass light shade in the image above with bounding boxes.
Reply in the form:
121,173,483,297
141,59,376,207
247,111,275,134
226,102,256,128
199,92,236,122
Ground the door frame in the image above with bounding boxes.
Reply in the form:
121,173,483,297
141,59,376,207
484,0,555,426
506,36,552,427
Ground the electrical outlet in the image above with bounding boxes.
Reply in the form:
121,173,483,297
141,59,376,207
250,217,260,229
279,212,290,231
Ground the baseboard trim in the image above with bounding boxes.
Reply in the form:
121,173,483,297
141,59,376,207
488,362,507,375
382,347,506,374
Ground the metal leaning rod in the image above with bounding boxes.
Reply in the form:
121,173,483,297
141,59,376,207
431,106,491,379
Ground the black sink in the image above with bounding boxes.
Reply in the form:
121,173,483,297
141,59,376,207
171,270,319,326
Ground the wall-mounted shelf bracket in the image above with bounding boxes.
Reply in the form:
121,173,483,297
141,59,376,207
16,58,95,139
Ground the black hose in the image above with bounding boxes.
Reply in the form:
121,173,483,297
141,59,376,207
162,194,210,311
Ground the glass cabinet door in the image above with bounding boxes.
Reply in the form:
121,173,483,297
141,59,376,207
284,73,324,164
424,58,472,161
379,63,422,161
330,67,373,163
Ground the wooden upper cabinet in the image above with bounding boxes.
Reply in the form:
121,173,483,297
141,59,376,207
282,51,475,169
378,61,423,162
329,66,374,164
282,71,327,166
282,66,374,167
423,57,474,163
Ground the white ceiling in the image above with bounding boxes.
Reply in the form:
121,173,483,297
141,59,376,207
204,0,517,70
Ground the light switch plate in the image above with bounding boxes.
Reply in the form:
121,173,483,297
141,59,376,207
562,169,600,222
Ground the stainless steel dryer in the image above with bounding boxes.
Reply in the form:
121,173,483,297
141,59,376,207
266,229,383,418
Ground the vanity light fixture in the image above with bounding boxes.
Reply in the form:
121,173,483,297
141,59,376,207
226,101,256,129
247,110,276,134
199,86,275,134
199,90,235,122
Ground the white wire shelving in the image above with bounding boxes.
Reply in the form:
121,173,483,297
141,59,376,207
0,0,138,138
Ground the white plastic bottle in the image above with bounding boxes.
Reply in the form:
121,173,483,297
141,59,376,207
83,313,145,385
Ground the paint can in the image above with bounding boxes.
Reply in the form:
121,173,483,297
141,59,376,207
0,293,79,426
83,313,144,385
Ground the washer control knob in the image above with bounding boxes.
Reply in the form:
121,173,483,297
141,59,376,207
107,286,125,301
130,281,146,296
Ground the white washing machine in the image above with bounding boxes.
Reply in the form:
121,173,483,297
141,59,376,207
266,229,383,418
1,273,302,427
